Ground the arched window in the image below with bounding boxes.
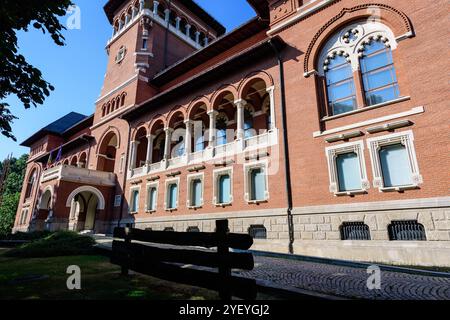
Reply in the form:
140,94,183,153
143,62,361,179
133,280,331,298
25,169,37,200
360,39,399,106
318,21,401,117
324,54,357,115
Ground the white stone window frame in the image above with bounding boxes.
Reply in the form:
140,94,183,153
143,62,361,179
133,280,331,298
325,140,370,196
367,130,422,192
145,181,159,213
318,21,398,76
244,160,270,203
186,172,204,209
164,177,180,211
115,46,127,64
213,167,233,206
129,185,141,214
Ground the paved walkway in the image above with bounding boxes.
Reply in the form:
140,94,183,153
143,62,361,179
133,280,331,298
236,255,450,300
94,236,450,300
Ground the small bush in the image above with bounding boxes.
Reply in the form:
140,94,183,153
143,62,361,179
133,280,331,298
0,230,52,241
6,231,96,258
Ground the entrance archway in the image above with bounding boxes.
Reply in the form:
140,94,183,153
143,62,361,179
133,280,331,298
66,186,105,232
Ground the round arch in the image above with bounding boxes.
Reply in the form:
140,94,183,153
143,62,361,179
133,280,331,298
187,96,210,119
148,115,166,134
238,71,274,98
210,85,238,111
166,106,187,127
96,126,121,155
303,3,414,75
38,186,53,210
65,186,106,210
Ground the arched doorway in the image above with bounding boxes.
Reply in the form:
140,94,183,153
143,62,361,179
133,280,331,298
37,187,53,230
97,131,119,172
66,186,105,232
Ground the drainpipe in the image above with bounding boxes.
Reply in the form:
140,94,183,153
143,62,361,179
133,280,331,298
269,39,295,254
118,124,132,228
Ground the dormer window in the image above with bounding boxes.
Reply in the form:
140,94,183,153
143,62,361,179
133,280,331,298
115,46,126,64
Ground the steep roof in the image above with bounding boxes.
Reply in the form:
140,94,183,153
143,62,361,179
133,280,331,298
104,0,226,36
21,112,90,147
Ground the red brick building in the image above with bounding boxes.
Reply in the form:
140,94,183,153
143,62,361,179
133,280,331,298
13,0,450,266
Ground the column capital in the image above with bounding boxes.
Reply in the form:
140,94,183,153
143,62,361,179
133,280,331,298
184,119,193,125
146,133,155,139
175,16,181,22
207,109,218,116
266,85,275,92
164,127,174,133
234,99,247,108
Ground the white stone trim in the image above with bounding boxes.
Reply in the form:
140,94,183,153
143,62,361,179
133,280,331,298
145,181,159,213
366,130,423,191
186,172,204,209
128,185,141,214
325,140,369,195
164,177,180,211
65,186,106,210
313,106,424,137
212,167,234,206
243,160,270,203
95,75,138,103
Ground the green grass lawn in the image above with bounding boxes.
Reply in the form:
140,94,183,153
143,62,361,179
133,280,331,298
0,248,219,300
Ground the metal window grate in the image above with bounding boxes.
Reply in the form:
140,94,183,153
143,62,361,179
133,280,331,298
340,222,371,240
388,220,426,241
163,227,174,232
248,225,267,239
187,226,200,233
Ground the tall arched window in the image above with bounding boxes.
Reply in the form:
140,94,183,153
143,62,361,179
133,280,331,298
318,21,401,117
25,169,37,200
360,39,399,106
324,54,357,115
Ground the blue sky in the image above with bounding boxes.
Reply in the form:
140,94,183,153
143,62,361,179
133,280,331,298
1,0,256,160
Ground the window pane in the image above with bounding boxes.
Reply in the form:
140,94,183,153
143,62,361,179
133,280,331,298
169,184,178,208
336,152,362,191
366,85,399,105
250,168,266,201
379,144,412,187
192,179,202,206
326,64,353,85
148,188,156,211
327,80,355,102
363,40,386,55
217,128,227,146
363,67,397,90
331,98,357,115
361,50,392,73
194,135,204,152
218,174,231,204
131,191,139,212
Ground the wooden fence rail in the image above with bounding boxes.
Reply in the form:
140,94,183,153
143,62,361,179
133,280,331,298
111,219,257,300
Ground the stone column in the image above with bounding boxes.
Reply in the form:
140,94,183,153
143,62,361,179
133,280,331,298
132,7,138,19
129,141,139,170
207,110,217,148
164,8,170,23
153,1,159,15
175,17,181,31
139,0,145,11
266,86,276,130
163,127,173,160
195,31,201,44
204,37,209,45
125,14,130,25
185,24,191,37
235,99,246,140
118,20,124,31
184,120,192,163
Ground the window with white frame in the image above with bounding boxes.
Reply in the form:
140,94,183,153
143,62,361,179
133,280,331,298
367,130,422,190
244,162,269,202
318,21,401,117
129,187,140,213
165,179,179,210
213,168,233,206
146,182,158,212
187,174,203,208
325,140,369,195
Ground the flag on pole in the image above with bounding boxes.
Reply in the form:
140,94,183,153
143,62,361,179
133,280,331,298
47,151,53,166
55,146,62,162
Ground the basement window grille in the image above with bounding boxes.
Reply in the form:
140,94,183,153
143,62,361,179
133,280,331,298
187,226,200,233
163,227,174,232
388,220,426,241
340,222,371,240
248,225,267,239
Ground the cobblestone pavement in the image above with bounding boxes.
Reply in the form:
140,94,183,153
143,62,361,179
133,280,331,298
234,256,450,300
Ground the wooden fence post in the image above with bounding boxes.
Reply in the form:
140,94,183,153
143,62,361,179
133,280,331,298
216,219,231,300
121,227,130,276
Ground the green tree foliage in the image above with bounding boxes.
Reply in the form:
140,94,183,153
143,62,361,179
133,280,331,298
0,0,73,141
0,154,28,236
